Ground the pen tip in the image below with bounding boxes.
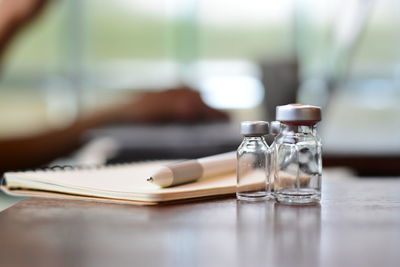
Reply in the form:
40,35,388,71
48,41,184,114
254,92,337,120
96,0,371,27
147,177,153,182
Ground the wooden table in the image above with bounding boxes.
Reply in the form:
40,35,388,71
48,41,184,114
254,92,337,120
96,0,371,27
0,178,399,267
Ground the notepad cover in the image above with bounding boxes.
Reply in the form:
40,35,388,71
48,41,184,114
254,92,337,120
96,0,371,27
2,161,240,205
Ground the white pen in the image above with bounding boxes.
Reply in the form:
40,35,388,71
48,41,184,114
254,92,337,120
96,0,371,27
147,151,236,187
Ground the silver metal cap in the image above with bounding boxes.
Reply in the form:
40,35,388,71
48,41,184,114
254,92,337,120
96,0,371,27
240,121,269,136
276,104,321,123
270,121,281,135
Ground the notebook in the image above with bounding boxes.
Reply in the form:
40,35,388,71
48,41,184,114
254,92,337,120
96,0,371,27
1,161,240,205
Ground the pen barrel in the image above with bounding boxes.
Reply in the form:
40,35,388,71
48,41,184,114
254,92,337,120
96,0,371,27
168,160,203,185
198,151,236,177
152,151,237,187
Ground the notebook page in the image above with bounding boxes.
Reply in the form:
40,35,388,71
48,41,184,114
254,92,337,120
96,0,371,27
5,161,171,193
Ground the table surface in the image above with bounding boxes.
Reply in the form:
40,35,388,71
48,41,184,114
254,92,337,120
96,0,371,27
0,177,400,267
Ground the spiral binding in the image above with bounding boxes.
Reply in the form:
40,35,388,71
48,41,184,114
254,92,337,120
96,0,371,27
2,164,99,177
1,160,170,186
1,164,106,185
4,160,158,174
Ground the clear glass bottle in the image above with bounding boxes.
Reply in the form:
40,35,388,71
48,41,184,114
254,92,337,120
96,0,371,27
236,121,272,201
273,104,322,204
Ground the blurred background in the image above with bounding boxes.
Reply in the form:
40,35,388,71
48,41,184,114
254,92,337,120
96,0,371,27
1,0,400,180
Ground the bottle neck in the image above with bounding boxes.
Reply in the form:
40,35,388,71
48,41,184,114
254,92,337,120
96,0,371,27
241,136,269,149
280,123,314,134
312,125,319,135
243,136,265,142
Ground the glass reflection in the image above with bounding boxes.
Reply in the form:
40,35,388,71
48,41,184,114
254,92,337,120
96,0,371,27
236,201,321,267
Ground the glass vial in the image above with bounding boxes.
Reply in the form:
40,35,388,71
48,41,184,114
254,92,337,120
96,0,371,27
273,104,322,204
237,121,272,201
